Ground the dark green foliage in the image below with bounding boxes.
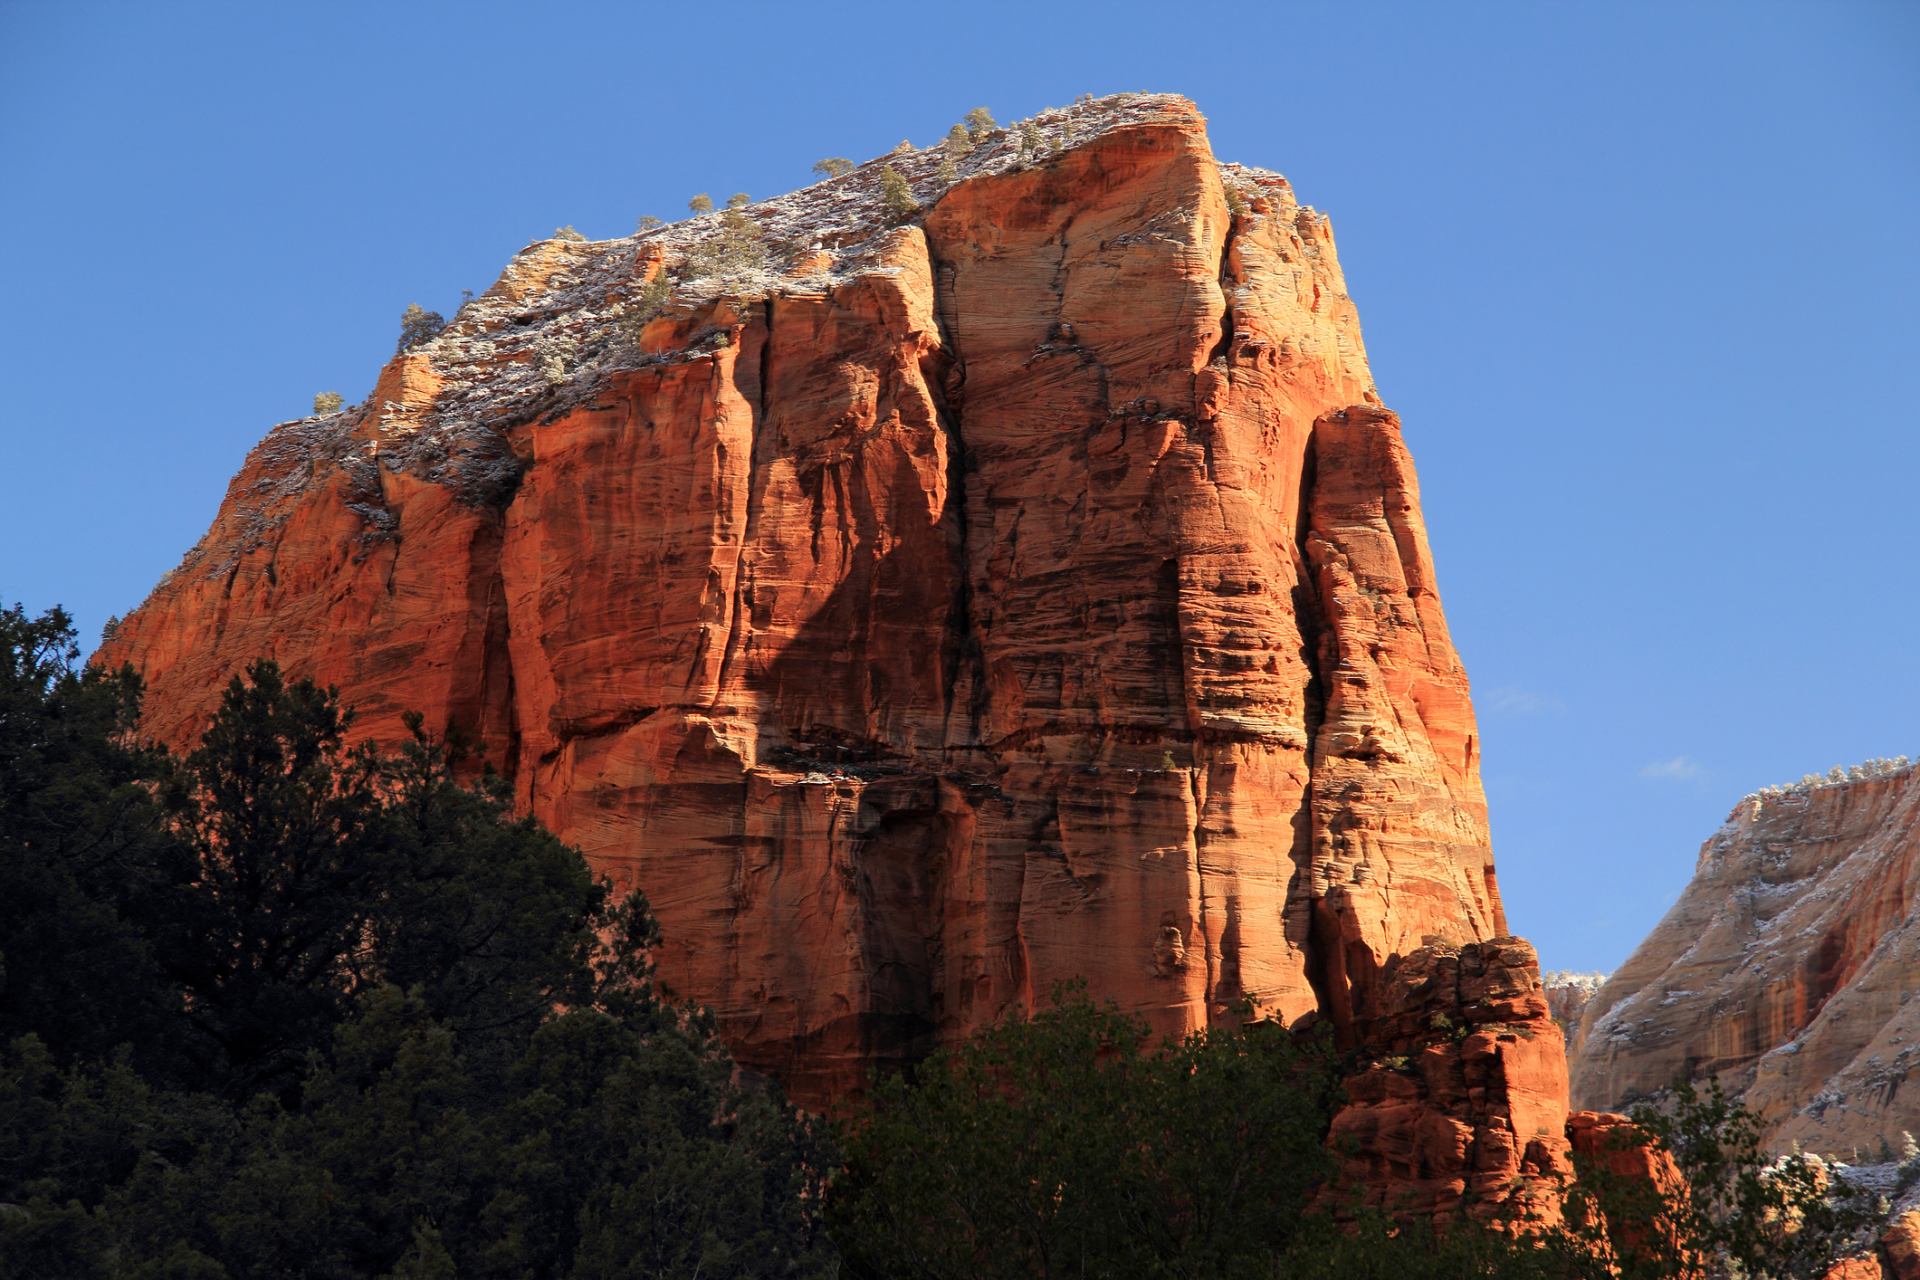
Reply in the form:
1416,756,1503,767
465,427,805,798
1564,1078,1874,1280
879,165,916,220
395,303,445,354
0,608,832,1278
829,979,1874,1280
0,604,178,1072
810,157,853,179
829,989,1342,1280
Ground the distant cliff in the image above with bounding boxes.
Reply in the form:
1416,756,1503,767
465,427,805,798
101,93,1570,1220
1543,970,1608,1042
1571,758,1920,1155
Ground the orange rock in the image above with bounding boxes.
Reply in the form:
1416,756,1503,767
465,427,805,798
1323,938,1572,1227
1882,1209,1920,1280
100,93,1565,1215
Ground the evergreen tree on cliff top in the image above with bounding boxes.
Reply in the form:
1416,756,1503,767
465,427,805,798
0,604,833,1278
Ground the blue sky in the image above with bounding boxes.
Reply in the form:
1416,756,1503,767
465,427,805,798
3,2,1915,972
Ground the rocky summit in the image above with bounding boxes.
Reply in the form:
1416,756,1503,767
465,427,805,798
101,93,1568,1216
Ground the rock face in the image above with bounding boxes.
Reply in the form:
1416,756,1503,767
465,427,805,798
1570,760,1920,1155
1544,970,1609,1043
1324,938,1573,1225
100,92,1561,1208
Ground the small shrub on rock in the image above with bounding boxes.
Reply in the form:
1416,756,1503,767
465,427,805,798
395,303,445,354
880,165,916,220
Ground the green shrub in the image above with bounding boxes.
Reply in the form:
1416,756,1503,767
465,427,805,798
688,192,713,215
1019,120,1042,161
811,157,854,178
635,214,664,232
395,303,445,354
684,208,767,280
0,610,836,1278
944,123,971,155
552,224,587,242
829,989,1340,1279
726,192,750,210
963,106,996,140
312,390,343,416
1563,1078,1874,1279
879,165,916,220
621,273,673,347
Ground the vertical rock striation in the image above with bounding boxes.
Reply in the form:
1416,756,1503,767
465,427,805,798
100,94,1566,1212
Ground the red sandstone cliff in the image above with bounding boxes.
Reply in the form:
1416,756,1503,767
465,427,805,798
1571,759,1920,1156
100,94,1567,1211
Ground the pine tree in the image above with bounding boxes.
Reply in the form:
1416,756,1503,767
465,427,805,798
396,303,445,354
880,165,916,220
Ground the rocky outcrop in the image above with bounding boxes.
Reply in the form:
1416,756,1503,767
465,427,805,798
100,91,1558,1214
1324,938,1572,1225
1570,760,1920,1155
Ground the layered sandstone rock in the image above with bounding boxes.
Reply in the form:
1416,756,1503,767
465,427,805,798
1324,938,1572,1225
1570,760,1920,1155
101,92,1556,1207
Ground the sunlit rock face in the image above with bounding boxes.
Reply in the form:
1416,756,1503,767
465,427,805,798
102,93,1561,1213
1571,760,1920,1155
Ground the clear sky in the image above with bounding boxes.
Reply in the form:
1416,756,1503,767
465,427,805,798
2,1,1915,973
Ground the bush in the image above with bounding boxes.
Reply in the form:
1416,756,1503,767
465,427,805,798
552,224,587,242
621,272,673,347
0,612,836,1277
944,123,971,155
811,157,853,179
964,106,996,140
726,192,750,210
688,192,713,215
395,302,445,354
879,165,916,220
684,208,767,280
312,391,343,416
1564,1077,1874,1279
1019,120,1042,161
635,214,664,232
829,990,1340,1279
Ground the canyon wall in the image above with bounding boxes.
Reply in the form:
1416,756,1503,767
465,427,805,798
1571,761,1920,1155
101,94,1568,1209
